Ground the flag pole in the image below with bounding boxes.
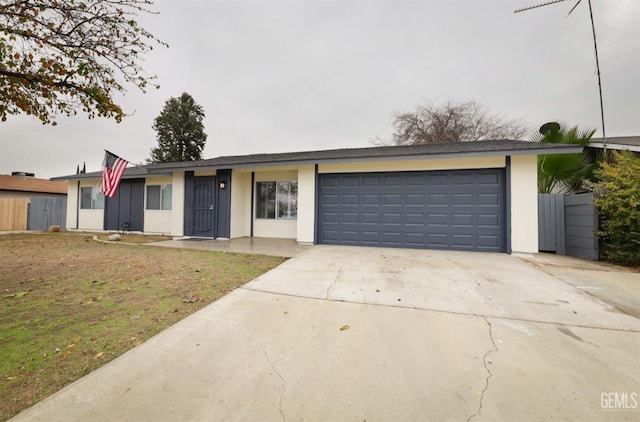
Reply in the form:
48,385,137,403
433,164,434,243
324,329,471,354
103,150,148,173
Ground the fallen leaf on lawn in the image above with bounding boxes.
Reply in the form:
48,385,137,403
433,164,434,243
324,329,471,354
182,296,199,303
59,351,71,359
340,325,351,331
6,376,17,381
67,337,81,348
4,291,27,299
94,352,104,359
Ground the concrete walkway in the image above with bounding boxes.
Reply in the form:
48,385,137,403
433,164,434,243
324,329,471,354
12,246,640,421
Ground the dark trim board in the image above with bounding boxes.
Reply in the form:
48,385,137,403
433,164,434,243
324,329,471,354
317,168,506,252
103,178,144,232
215,169,232,238
505,156,512,254
313,164,319,245
250,172,255,237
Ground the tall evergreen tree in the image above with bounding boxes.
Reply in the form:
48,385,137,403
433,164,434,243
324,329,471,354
148,93,207,163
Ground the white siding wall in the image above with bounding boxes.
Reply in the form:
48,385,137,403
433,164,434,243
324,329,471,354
76,180,104,230
510,155,539,253
230,171,251,238
171,172,185,237
296,165,315,243
143,176,173,234
66,182,79,229
253,170,297,239
318,156,505,173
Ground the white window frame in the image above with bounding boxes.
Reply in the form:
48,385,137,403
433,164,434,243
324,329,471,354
255,180,298,220
146,184,172,211
79,187,104,210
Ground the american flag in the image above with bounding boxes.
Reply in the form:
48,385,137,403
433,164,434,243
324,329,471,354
101,151,128,197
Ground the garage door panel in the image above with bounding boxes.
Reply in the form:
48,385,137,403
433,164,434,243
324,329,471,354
383,175,403,186
452,173,474,185
478,214,500,227
478,235,501,247
478,193,500,205
341,213,359,224
318,169,505,252
405,175,425,185
477,172,501,185
426,213,449,224
405,193,425,204
362,213,380,224
341,176,360,187
405,213,425,224
452,214,473,226
452,193,474,205
322,212,339,223
452,234,474,246
322,194,339,205
427,193,449,204
362,175,382,186
361,231,380,241
382,213,402,224
383,194,402,205
426,233,448,245
426,174,449,185
341,194,359,205
322,176,340,187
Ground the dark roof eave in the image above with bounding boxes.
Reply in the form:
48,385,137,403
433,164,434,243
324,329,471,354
51,170,173,182
145,145,584,173
52,141,584,179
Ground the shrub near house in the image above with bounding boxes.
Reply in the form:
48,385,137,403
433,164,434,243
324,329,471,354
591,150,640,265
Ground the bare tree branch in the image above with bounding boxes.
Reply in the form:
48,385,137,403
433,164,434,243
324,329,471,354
0,0,168,124
390,100,529,145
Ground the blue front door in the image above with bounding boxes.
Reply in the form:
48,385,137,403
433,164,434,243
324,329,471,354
189,176,216,237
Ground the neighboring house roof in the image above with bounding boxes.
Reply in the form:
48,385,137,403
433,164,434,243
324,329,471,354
589,136,640,152
53,139,583,181
0,175,68,195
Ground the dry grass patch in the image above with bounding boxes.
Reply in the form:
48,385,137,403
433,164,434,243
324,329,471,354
0,232,285,420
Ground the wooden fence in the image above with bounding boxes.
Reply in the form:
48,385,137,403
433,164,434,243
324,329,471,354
27,197,68,231
0,198,29,231
538,193,599,260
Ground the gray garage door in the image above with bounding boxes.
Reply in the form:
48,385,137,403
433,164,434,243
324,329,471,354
317,169,505,252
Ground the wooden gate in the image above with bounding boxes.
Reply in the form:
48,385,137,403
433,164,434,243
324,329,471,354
538,193,599,260
27,197,68,231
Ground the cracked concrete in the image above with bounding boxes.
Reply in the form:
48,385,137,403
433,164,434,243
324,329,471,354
241,331,288,422
325,264,343,299
12,246,640,421
263,349,287,422
467,318,498,422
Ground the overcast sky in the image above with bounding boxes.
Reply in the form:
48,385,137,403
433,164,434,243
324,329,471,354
1,0,638,179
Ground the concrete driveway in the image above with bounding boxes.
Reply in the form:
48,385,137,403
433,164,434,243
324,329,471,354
12,246,640,421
